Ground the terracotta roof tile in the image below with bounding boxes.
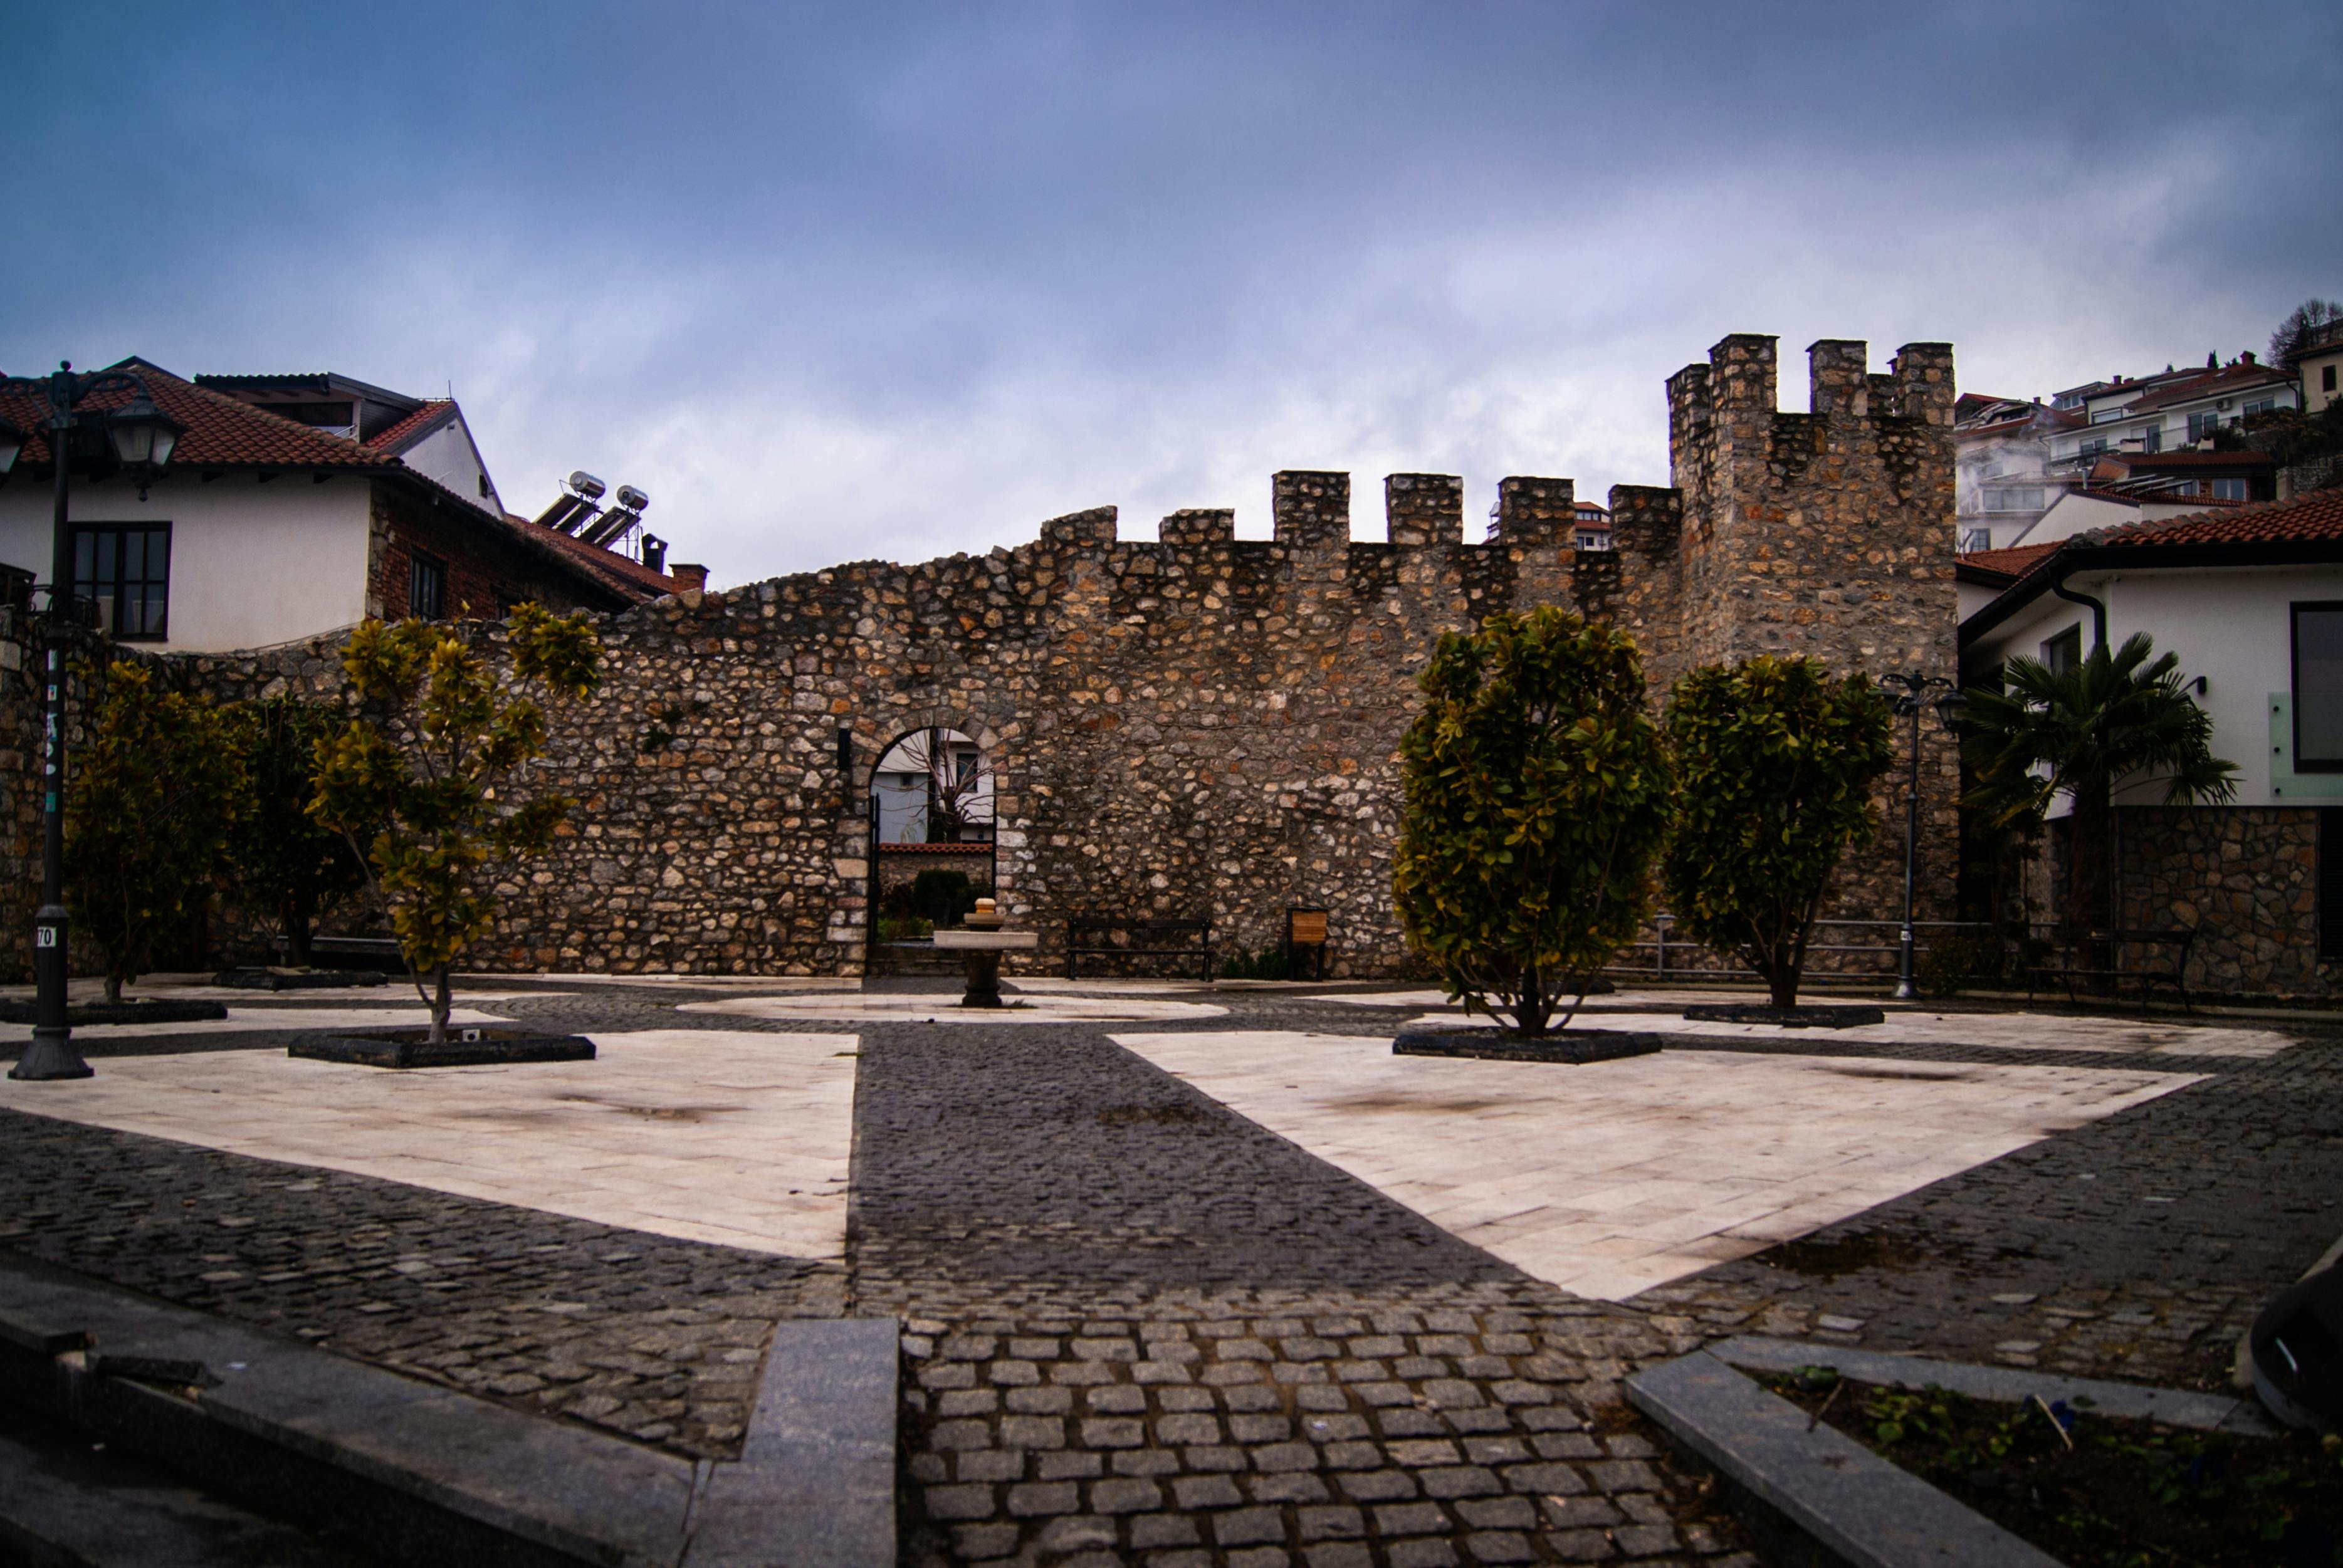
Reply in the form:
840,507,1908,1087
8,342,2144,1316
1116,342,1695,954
367,399,456,454
1956,543,2060,578
0,358,396,469
511,514,691,598
2119,363,2293,416
2089,487,2343,550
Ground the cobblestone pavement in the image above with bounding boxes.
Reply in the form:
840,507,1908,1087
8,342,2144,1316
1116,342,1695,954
0,1107,842,1458
849,1017,1751,1567
1626,1030,2343,1392
5,977,2340,1564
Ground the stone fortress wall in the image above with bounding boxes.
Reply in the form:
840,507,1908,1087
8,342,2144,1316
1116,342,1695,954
0,334,1964,981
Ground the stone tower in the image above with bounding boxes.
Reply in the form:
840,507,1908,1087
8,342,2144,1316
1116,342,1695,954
1668,333,1964,922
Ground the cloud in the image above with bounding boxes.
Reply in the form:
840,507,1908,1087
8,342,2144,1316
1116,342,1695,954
4,2,2339,587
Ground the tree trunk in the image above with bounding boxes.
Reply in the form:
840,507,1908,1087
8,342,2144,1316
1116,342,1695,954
1768,970,1798,1008
2069,783,2115,989
427,966,452,1043
104,973,123,1005
1514,963,1550,1037
285,889,314,970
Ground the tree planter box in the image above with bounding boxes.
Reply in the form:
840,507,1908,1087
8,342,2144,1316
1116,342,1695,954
0,998,228,1026
1682,1003,1886,1028
1395,1030,1662,1065
213,968,389,991
290,1029,594,1069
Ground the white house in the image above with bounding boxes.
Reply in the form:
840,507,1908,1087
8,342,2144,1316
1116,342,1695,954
2045,357,2298,472
0,359,698,652
1957,486,2343,997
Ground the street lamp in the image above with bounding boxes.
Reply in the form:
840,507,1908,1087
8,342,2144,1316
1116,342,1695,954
1877,671,1967,1002
0,362,183,1080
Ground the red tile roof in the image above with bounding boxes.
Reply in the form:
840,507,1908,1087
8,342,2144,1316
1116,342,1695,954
367,399,456,454
513,514,693,598
2089,486,2343,550
0,358,401,469
1956,543,2059,578
2119,363,2293,416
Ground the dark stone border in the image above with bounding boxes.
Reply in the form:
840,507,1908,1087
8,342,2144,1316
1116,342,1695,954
1626,1349,2062,1568
288,1032,594,1069
1711,1335,2275,1436
0,998,229,1026
1395,1029,1663,1065
213,970,390,991
1683,1003,1887,1028
0,1240,897,1568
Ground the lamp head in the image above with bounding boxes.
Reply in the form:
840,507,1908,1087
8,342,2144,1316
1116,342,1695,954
105,394,184,498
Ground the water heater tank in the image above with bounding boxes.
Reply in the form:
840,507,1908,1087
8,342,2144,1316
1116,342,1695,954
615,484,651,513
567,471,607,501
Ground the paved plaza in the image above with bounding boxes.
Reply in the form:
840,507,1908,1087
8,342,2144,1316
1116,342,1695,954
0,974,2338,1565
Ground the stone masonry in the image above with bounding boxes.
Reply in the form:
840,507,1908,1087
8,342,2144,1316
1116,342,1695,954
0,334,1963,981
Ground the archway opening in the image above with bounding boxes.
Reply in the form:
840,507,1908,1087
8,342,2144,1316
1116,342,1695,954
868,728,996,943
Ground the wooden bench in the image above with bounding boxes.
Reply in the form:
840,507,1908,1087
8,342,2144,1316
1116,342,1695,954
2028,927,2197,1012
271,934,402,971
1066,916,1213,982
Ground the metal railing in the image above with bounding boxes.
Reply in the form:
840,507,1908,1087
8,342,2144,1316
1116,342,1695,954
1605,916,1993,982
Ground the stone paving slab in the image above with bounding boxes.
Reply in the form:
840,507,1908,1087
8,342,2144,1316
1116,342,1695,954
0,1030,859,1262
0,1105,841,1459
1113,1030,2198,1301
680,993,1230,1025
849,1022,1756,1565
1633,1035,2343,1393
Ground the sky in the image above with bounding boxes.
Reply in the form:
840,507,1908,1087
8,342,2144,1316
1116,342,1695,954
7,2,2340,585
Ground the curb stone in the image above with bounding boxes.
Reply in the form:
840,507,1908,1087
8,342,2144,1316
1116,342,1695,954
1625,1349,2062,1568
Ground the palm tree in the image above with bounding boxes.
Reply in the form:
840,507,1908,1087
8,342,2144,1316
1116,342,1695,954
1961,632,2236,946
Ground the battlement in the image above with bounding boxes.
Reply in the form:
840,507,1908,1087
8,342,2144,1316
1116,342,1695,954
1272,470,1351,548
1385,473,1462,546
1158,508,1235,546
1489,476,1576,547
1668,333,1962,447
1039,504,1117,551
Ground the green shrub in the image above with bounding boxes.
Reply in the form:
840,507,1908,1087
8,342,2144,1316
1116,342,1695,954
224,696,373,968
1917,928,2010,996
1392,607,1673,1037
67,662,243,1002
909,868,977,924
1662,656,1895,1008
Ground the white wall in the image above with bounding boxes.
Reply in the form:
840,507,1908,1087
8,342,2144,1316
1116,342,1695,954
0,471,372,652
397,415,501,515
2020,491,2207,546
1964,562,2343,810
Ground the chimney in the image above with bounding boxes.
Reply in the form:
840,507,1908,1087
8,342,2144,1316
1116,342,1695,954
639,534,667,573
668,562,708,592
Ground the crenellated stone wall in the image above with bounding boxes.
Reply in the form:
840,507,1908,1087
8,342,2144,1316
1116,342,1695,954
0,333,1971,982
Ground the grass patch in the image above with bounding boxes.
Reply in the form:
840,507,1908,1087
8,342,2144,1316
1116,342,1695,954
1764,1369,2343,1566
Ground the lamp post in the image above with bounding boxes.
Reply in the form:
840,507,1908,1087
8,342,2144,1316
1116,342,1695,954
0,362,183,1080
1877,670,1966,1002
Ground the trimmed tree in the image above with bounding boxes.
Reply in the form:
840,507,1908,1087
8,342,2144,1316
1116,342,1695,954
1393,607,1673,1037
66,662,243,1002
1961,632,2236,943
1662,656,1896,1008
310,605,602,1040
224,696,373,968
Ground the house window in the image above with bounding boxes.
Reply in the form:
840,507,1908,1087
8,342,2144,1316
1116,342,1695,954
2188,412,2219,442
2325,365,2337,394
2139,427,2162,454
2043,625,2082,676
2325,812,2343,959
2080,437,2109,459
2211,478,2249,501
2293,603,2343,771
409,552,446,620
1983,486,2045,512
2244,398,2277,418
71,523,171,640
1959,527,1993,553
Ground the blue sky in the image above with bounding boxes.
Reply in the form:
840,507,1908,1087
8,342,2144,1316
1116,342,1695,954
8,3,2339,583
